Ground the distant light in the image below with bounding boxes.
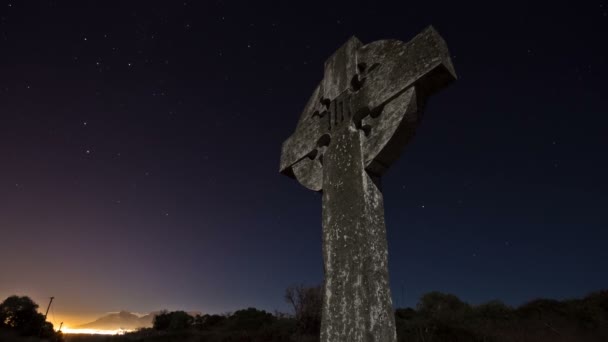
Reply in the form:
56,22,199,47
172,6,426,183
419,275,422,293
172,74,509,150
61,327,131,335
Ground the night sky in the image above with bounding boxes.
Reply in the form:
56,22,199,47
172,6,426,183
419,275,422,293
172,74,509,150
1,0,607,326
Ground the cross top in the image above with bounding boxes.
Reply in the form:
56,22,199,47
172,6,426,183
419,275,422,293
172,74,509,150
280,26,456,191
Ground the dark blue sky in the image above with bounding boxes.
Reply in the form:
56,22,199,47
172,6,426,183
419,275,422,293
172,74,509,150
0,0,606,323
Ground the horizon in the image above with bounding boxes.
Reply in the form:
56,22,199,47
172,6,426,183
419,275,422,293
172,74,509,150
3,286,606,331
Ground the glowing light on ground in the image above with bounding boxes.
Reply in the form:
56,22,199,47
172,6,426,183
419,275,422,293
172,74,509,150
60,327,133,335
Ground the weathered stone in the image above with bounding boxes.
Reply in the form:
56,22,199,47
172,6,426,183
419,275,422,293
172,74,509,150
280,26,456,342
321,124,395,342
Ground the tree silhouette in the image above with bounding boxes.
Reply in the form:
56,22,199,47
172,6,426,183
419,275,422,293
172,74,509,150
152,310,193,331
284,284,322,335
193,313,226,331
417,291,472,322
223,308,274,332
0,295,54,337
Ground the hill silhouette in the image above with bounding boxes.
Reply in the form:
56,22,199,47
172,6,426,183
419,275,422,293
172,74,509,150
76,311,150,331
76,311,202,331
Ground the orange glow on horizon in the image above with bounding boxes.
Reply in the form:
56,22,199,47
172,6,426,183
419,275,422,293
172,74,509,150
42,312,100,331
60,326,132,335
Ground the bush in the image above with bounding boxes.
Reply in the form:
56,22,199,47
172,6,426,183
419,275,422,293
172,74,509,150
152,310,193,331
0,295,56,338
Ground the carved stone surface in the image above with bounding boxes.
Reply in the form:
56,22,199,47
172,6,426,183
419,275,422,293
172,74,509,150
280,26,456,342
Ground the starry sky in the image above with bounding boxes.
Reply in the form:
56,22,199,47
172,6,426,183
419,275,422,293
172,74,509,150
1,0,607,327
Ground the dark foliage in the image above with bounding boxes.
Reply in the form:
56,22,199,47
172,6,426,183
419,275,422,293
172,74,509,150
152,310,193,331
394,290,608,342
143,307,295,342
284,284,322,336
41,288,608,342
0,295,61,341
193,314,226,331
100,288,606,342
221,307,275,332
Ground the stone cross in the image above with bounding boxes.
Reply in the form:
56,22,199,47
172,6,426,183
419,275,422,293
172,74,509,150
280,26,456,342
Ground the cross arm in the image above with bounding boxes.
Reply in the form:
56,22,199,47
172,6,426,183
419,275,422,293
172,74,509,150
354,26,457,112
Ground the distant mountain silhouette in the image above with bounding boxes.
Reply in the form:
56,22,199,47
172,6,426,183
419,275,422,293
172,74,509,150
77,310,202,331
77,311,151,330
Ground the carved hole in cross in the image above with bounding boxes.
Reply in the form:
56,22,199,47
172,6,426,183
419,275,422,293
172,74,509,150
316,134,331,165
353,107,372,137
369,105,383,119
353,104,384,138
360,124,372,137
320,97,331,108
317,134,331,147
357,61,380,74
350,74,364,91
357,62,367,73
